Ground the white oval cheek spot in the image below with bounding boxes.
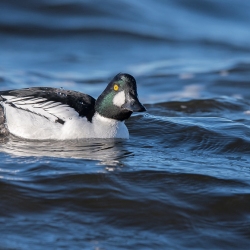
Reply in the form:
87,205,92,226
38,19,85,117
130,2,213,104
113,90,125,107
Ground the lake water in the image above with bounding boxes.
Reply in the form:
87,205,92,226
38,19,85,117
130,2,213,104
1,0,250,249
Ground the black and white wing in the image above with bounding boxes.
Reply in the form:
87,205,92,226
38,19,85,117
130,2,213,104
0,87,96,124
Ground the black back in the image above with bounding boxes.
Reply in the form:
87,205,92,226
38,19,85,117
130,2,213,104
0,87,96,122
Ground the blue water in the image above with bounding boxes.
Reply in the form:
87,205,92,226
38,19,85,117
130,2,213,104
1,0,250,249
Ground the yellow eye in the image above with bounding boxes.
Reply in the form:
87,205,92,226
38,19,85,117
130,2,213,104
114,84,119,91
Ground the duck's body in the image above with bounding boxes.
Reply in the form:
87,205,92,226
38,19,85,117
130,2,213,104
0,73,145,140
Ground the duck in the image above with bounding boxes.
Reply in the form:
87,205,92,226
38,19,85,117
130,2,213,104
0,73,146,140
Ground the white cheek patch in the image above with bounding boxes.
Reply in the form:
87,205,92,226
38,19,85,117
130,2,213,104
113,90,126,107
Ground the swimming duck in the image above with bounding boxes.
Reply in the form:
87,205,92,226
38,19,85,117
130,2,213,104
0,73,146,140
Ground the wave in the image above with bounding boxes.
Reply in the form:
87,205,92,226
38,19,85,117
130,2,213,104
1,0,250,51
1,174,250,249
129,113,250,154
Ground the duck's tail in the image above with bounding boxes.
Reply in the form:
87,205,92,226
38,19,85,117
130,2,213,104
0,105,9,136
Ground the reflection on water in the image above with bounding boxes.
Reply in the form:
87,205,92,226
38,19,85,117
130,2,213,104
0,136,132,167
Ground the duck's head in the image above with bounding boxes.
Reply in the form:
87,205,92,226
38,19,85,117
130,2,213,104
95,73,146,121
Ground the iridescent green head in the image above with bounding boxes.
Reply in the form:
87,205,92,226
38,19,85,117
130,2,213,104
95,73,146,121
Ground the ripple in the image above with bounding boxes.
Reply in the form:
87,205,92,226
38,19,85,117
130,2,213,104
129,114,250,154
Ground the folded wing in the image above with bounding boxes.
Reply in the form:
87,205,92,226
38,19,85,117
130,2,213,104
0,87,96,124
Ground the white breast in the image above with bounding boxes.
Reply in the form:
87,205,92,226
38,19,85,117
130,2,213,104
91,113,129,139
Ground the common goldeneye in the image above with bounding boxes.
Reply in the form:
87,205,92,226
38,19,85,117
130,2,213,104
0,73,146,140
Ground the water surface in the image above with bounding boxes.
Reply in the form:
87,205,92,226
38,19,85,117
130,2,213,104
1,0,250,249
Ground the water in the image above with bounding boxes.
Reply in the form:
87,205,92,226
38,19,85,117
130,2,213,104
1,0,250,249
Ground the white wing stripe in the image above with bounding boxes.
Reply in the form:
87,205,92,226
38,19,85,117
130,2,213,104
34,101,55,108
2,95,32,102
15,98,48,104
2,96,80,123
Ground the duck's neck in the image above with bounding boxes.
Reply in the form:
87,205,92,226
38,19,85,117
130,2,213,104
94,112,121,124
95,103,132,122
